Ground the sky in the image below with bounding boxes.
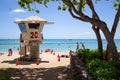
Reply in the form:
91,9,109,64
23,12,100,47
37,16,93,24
0,0,120,39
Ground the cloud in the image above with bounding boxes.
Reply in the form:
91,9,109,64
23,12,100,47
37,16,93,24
9,9,25,14
12,9,25,13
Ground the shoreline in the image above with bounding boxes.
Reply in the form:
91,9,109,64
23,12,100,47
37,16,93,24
0,39,120,53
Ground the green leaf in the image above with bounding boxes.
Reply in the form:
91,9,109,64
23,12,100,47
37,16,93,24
116,0,120,2
72,0,78,5
36,9,40,13
58,6,61,10
44,4,48,8
114,3,118,7
37,0,43,4
62,7,66,11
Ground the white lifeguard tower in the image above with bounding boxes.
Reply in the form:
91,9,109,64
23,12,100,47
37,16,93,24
15,15,53,60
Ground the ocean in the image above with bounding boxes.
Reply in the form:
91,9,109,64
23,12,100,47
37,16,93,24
0,39,120,53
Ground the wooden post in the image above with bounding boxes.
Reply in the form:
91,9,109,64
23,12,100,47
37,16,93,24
29,41,39,60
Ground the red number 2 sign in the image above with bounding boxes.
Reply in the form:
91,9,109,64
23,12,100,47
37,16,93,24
30,32,38,39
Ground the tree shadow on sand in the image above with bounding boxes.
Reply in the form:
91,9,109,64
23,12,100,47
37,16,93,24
1,58,49,65
8,66,68,80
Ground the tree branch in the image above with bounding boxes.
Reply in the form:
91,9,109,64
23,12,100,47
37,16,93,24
62,0,79,14
62,0,92,23
111,3,120,38
86,0,99,20
78,0,83,12
68,7,86,21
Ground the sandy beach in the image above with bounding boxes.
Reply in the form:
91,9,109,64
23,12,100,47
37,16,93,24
0,51,71,80
0,51,70,68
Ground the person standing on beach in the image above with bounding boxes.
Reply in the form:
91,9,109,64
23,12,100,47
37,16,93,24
80,42,85,49
81,43,85,49
76,42,79,52
8,48,13,56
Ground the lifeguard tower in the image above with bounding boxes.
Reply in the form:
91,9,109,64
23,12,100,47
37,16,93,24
15,15,53,61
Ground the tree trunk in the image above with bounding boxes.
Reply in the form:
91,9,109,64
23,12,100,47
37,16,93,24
106,4,120,60
92,26,103,59
96,22,119,60
106,44,111,60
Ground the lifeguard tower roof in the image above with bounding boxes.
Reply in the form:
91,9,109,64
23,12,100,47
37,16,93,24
15,15,54,24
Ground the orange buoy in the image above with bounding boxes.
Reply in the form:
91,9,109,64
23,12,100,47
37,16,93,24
58,57,60,62
16,58,19,66
53,52,55,55
57,54,60,62
36,59,40,65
